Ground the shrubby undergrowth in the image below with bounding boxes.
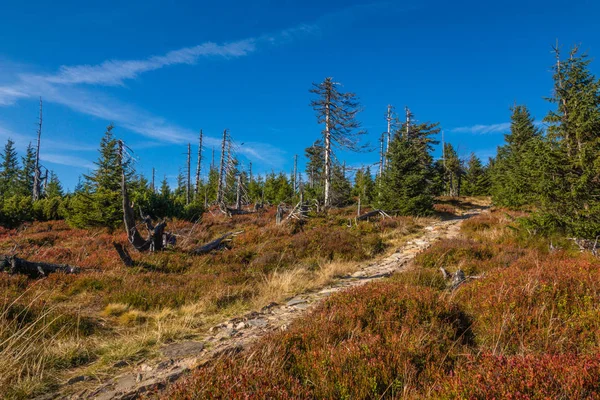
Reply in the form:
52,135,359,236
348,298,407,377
163,210,600,399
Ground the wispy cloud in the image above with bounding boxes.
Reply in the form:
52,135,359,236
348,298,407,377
41,39,257,86
0,23,315,168
449,122,511,135
40,153,95,169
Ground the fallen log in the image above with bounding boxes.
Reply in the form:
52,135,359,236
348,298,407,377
1,255,79,278
355,209,390,222
219,203,254,217
193,231,243,255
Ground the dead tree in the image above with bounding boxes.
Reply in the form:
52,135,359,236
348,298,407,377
217,130,227,204
1,255,79,278
118,140,167,252
186,143,191,205
151,167,156,193
276,204,284,225
385,104,396,168
284,200,308,223
293,154,298,193
236,174,242,210
113,243,134,267
32,97,43,201
379,132,384,178
310,77,365,207
405,106,412,138
195,129,203,197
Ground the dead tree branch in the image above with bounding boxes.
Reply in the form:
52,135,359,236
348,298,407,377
439,267,485,290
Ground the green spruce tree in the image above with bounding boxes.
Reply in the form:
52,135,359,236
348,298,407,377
377,115,439,215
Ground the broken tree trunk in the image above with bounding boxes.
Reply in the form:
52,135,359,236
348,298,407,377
1,255,79,278
113,243,135,267
119,140,166,252
192,231,242,255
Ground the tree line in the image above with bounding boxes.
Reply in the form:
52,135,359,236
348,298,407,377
25,42,600,233
490,44,600,239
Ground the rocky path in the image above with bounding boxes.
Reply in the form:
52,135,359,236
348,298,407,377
71,210,483,400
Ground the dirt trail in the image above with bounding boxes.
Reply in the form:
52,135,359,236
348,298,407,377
68,210,484,400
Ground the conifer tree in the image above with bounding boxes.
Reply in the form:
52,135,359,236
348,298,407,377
377,115,439,215
491,105,542,208
352,166,375,204
19,143,36,197
67,124,131,229
160,176,171,198
330,163,352,206
304,140,325,202
537,45,600,237
443,143,463,197
45,172,64,198
462,153,490,196
0,139,20,199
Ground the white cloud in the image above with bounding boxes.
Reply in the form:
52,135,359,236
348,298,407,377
40,153,95,169
449,122,511,135
41,39,257,86
0,24,314,169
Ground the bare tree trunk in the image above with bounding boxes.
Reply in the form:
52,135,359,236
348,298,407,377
119,141,146,249
113,243,134,267
236,174,242,210
357,196,361,217
186,143,191,205
42,169,48,194
32,97,43,201
324,89,332,207
151,167,155,193
379,132,384,178
405,106,411,138
195,129,203,197
385,104,392,169
249,162,253,183
293,154,298,193
217,130,227,204
442,132,448,196
225,139,232,195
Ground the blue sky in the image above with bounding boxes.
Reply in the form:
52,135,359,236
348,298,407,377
1,0,599,190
